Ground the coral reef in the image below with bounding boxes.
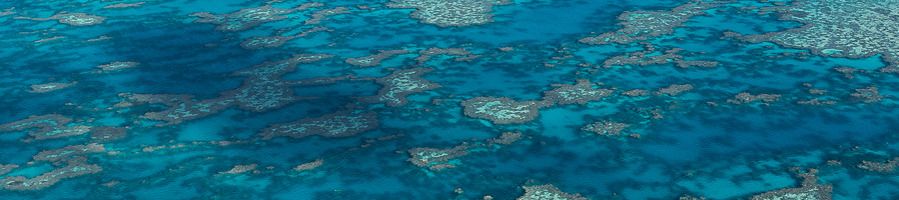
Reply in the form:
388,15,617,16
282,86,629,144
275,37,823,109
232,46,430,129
408,132,522,171
240,27,328,49
260,110,379,139
89,127,127,143
0,114,91,141
229,54,334,111
796,98,837,106
517,184,587,200
833,66,858,79
622,89,649,97
462,97,544,124
416,47,476,63
118,93,233,126
849,86,882,103
0,164,17,176
749,169,832,200
727,92,781,105
656,84,693,96
737,0,899,72
33,143,105,163
29,82,75,93
220,164,257,174
17,12,106,26
388,0,510,27
118,54,341,126
345,50,409,67
679,195,706,200
192,3,321,31
370,68,440,107
95,61,139,73
0,7,14,17
407,145,470,171
1,163,102,191
294,159,324,171
857,157,898,173
602,45,718,68
541,79,614,105
305,7,348,25
103,2,145,9
488,132,523,145
582,121,630,136
580,0,715,45
1,144,106,191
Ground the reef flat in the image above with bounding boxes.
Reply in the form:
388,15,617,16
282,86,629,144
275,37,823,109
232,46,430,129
0,0,897,199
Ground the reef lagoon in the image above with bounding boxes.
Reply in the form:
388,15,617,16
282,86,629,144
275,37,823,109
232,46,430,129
1,0,898,199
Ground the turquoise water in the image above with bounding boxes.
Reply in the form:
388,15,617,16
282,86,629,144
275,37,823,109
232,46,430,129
1,0,898,199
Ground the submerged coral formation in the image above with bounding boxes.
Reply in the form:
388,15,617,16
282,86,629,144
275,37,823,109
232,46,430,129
346,50,409,67
849,86,882,103
517,184,587,200
370,68,440,107
407,145,470,171
118,93,233,126
260,110,379,139
219,164,257,174
580,0,715,45
857,157,898,173
739,0,899,72
656,84,694,96
192,3,321,31
407,132,522,171
2,143,106,191
0,114,91,141
541,79,614,105
240,27,328,49
95,61,139,73
118,54,342,126
750,169,832,200
622,89,649,97
53,13,105,26
1,163,102,191
488,132,523,145
229,54,335,112
29,82,75,93
305,7,349,25
602,45,718,68
727,92,781,105
17,12,106,26
388,0,509,27
416,47,476,63
103,2,145,9
581,120,630,136
88,126,127,143
0,164,18,176
33,143,106,163
462,97,544,124
294,159,324,171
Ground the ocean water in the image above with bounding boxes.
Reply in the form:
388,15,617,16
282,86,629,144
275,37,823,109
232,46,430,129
1,0,898,199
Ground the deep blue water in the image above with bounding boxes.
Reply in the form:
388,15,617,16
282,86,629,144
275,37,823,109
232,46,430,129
1,0,898,199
